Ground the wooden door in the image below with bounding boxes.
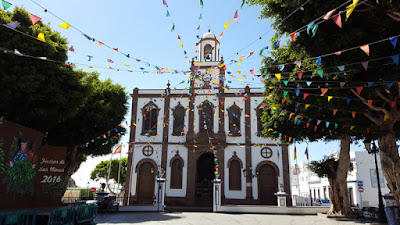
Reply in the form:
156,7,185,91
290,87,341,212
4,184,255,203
137,162,155,204
258,164,278,205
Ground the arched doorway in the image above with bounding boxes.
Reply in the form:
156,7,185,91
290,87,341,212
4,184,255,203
195,153,215,206
137,162,156,204
258,164,278,205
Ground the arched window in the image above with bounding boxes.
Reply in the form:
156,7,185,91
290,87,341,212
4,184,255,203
256,103,266,136
170,152,184,189
198,101,214,133
142,102,159,136
173,103,185,135
228,152,242,191
228,103,241,136
204,44,212,61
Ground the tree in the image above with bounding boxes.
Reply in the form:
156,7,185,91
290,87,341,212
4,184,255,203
90,158,128,195
308,153,354,215
249,0,400,210
0,7,128,197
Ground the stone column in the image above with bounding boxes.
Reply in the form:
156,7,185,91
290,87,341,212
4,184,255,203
244,86,253,201
156,178,166,211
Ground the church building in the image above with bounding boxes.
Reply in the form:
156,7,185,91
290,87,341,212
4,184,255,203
124,31,291,207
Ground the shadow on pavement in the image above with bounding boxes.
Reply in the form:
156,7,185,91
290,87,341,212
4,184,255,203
95,212,182,224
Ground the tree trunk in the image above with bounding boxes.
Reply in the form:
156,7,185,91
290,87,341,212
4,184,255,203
327,135,352,216
60,145,80,196
377,130,400,206
105,176,116,195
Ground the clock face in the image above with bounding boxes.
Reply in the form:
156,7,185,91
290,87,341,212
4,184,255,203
202,72,212,82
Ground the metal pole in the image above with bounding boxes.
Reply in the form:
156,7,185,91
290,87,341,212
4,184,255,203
374,151,385,221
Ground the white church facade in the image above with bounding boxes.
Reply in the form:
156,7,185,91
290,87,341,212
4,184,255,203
124,31,291,207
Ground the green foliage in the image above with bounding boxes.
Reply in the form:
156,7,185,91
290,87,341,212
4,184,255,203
90,158,128,185
80,189,95,198
0,117,4,173
249,0,400,142
0,7,128,175
67,178,78,187
308,155,354,179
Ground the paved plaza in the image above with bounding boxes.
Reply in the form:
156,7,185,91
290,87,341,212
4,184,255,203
95,212,379,225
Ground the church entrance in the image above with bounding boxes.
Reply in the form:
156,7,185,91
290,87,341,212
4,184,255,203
258,164,278,205
195,153,215,206
137,162,155,204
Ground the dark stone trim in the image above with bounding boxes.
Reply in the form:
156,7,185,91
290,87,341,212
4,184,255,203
124,88,139,205
244,86,253,201
169,152,184,168
135,158,157,173
255,160,280,177
281,144,292,206
161,87,170,170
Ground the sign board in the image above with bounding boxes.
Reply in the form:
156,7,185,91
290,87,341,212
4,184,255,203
358,187,364,192
357,181,363,187
90,188,96,193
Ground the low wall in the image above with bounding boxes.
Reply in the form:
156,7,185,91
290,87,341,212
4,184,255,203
119,205,161,212
216,205,330,215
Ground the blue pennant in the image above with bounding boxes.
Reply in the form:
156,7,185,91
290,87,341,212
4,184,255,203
295,88,300,96
368,82,374,87
315,56,322,67
337,65,345,71
389,36,398,48
387,83,394,89
391,55,399,65
347,98,351,105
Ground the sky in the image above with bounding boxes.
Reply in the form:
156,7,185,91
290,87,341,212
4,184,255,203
6,0,370,188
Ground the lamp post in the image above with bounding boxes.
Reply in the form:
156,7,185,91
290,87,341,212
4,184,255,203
363,138,385,222
242,166,258,178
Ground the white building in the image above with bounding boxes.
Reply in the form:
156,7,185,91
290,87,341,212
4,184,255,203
291,151,390,208
123,31,291,207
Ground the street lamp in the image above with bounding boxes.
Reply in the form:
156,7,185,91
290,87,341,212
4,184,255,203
243,166,258,178
363,138,385,222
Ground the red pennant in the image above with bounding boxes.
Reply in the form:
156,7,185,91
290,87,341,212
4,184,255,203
300,115,304,120
282,99,287,104
391,101,396,107
297,71,303,80
368,100,373,108
342,125,347,129
289,112,295,118
303,93,309,99
30,14,42,25
356,86,363,96
352,111,357,118
195,43,199,46
284,135,287,141
360,44,370,56
332,14,342,28
68,45,75,52
113,48,118,51
290,32,297,42
333,109,338,115
314,126,317,132
178,35,181,40
307,123,310,128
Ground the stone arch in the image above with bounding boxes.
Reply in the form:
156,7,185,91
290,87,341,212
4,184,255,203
141,101,160,136
135,158,157,173
255,160,280,177
227,151,243,168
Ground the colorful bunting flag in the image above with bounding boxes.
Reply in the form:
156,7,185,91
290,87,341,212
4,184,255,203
297,71,303,80
290,32,297,42
323,9,336,19
337,65,345,71
356,86,363,96
163,0,168,7
368,100,373,108
234,10,239,23
3,22,19,29
389,36,398,48
391,55,399,65
352,111,357,118
68,45,75,52
294,145,297,160
320,88,328,96
30,14,42,25
58,22,71,29
250,69,255,76
346,0,359,21
241,0,245,8
1,0,12,10
197,25,200,31
200,0,204,8
219,32,223,38
333,109,338,115
360,44,370,56
294,61,301,68
283,91,288,98
332,14,342,28
317,69,323,78
304,93,309,99
305,147,309,160
315,56,322,66
327,96,333,102
224,20,231,30
361,61,368,71
171,24,175,32
166,10,170,17
37,33,45,42
275,73,281,81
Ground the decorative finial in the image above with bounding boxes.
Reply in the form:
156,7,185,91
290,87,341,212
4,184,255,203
208,29,210,32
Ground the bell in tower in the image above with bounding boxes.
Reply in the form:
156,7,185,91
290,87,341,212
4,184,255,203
198,29,220,62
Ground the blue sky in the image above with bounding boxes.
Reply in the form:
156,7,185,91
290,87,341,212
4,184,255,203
7,0,369,187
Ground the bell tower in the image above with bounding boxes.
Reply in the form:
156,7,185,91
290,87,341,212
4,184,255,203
190,30,225,89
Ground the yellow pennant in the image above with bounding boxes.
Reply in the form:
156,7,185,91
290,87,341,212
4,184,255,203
37,33,46,42
384,115,389,121
200,62,203,65
224,20,231,30
305,104,310,109
350,126,355,130
238,58,242,66
238,78,242,82
328,96,333,102
345,0,359,21
124,62,130,67
179,43,184,47
237,70,241,74
58,22,71,29
275,73,281,81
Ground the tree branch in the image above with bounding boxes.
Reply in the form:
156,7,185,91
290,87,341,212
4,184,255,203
375,89,393,104
351,89,389,116
363,112,380,125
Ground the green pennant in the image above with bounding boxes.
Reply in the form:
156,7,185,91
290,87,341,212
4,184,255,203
271,110,275,114
1,0,12,10
311,24,318,37
241,0,245,9
283,80,289,86
171,24,175,32
200,0,204,8
335,123,338,129
317,69,323,78
155,66,160,70
263,67,267,74
259,48,264,56
283,91,289,98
